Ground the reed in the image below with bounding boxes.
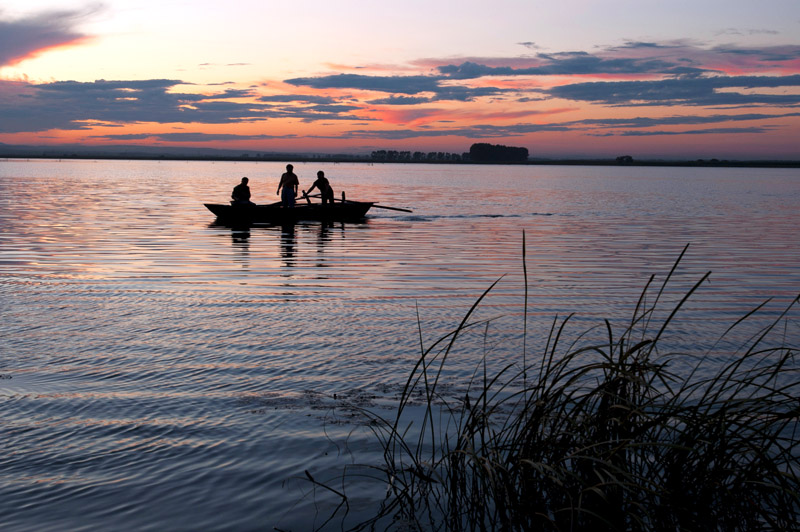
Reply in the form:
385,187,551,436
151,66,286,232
319,244,800,531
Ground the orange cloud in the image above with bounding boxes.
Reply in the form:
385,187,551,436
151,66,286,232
367,105,576,126
4,36,95,67
366,107,445,125
706,58,800,76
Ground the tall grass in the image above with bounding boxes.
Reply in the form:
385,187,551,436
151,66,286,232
317,244,800,531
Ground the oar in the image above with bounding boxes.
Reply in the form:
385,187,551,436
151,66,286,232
370,204,413,213
338,197,413,213
303,190,413,213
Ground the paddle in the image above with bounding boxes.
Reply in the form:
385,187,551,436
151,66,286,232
370,204,414,213
302,191,413,213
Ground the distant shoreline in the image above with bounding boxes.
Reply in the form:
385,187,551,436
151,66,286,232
1,150,799,169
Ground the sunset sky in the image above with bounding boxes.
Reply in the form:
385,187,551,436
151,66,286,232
1,1,799,159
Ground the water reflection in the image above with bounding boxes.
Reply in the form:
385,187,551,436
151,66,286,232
279,223,296,267
207,219,361,270
231,228,250,269
316,221,332,266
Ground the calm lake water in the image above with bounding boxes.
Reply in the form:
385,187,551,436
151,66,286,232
1,159,798,530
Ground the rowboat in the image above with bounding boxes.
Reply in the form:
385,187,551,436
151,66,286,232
204,200,374,224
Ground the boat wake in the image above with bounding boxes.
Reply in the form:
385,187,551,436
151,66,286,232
376,212,556,222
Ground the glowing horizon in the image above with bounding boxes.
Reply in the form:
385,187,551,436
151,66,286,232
1,1,800,159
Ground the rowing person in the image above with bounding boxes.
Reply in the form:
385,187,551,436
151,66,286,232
231,177,255,205
276,164,299,207
306,170,334,205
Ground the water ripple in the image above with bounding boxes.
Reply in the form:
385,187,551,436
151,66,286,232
1,160,798,530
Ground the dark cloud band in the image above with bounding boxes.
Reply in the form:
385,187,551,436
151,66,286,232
0,5,103,67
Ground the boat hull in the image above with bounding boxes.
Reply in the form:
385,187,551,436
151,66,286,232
204,201,372,224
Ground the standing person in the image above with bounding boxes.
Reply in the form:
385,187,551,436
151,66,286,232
276,164,299,207
231,177,255,205
307,170,334,205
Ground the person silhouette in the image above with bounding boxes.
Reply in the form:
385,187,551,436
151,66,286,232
276,164,299,207
231,177,255,205
307,170,334,205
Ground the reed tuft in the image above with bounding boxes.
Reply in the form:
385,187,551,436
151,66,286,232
318,243,800,531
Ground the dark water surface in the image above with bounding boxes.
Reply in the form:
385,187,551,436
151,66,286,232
1,160,798,530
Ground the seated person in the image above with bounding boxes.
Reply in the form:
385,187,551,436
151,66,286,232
231,177,255,205
307,171,334,204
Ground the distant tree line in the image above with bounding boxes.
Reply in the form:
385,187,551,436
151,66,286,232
370,143,530,163
469,143,529,163
370,150,464,162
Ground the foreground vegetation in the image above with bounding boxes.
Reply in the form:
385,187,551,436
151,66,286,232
312,245,800,531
